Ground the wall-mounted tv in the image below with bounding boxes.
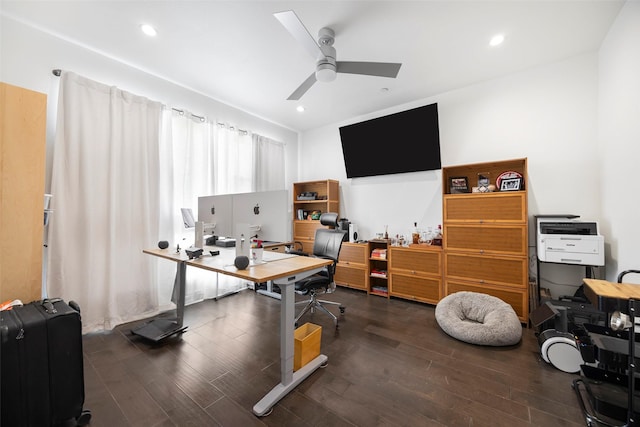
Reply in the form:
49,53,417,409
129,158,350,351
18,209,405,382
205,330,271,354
339,103,441,178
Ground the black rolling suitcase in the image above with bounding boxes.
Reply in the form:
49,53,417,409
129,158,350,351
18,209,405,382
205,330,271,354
0,298,91,426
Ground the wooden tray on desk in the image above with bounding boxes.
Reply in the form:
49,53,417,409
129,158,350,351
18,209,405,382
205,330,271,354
583,278,640,313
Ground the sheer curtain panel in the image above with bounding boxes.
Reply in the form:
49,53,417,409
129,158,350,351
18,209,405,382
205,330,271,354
253,134,285,191
48,72,167,333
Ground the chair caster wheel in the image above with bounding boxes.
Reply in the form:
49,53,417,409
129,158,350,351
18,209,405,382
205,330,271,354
339,306,345,314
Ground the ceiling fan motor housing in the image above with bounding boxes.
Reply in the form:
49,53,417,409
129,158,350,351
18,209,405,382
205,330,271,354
316,41,337,82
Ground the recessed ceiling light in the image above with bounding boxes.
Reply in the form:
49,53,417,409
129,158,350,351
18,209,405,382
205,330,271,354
140,24,157,37
489,34,505,47
296,105,305,113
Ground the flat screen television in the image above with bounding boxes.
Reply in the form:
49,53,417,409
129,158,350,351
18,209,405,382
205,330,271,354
339,103,441,178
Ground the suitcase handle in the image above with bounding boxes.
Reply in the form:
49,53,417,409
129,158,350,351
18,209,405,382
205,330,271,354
41,298,62,314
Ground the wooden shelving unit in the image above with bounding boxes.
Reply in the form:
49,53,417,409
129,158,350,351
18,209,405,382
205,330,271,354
442,158,529,322
292,179,339,254
368,239,389,298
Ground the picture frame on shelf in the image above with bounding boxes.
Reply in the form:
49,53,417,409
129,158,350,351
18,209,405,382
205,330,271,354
449,176,470,194
499,177,522,191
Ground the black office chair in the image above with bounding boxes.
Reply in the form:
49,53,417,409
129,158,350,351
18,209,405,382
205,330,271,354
293,212,347,329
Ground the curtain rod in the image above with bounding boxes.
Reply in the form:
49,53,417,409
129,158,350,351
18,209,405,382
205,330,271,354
172,107,205,122
52,69,249,135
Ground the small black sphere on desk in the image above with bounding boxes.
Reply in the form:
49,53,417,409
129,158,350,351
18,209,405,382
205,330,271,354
234,255,250,270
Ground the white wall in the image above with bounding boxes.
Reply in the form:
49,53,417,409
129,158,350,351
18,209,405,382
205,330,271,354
0,16,300,195
599,0,640,280
300,53,605,298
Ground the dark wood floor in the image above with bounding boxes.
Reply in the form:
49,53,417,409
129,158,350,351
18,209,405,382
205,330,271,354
80,287,587,426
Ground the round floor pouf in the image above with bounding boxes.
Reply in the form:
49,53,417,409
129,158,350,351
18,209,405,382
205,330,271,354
435,291,522,346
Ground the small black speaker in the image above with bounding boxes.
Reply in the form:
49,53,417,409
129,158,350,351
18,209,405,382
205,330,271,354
234,255,250,270
158,240,169,249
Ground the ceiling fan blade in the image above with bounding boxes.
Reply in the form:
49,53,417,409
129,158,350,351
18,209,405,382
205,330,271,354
336,61,402,78
287,73,317,100
274,10,324,60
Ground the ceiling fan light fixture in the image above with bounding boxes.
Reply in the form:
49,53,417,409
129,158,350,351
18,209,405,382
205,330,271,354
316,63,336,82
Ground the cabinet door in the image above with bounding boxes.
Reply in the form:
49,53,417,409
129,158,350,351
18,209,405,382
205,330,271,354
445,279,527,321
389,247,441,275
443,224,526,256
444,253,527,289
339,243,367,265
335,264,367,290
390,272,440,303
443,192,526,222
293,221,319,253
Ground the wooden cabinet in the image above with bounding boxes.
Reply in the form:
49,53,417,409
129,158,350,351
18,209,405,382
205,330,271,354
292,179,339,253
368,239,389,297
442,158,529,322
0,83,47,303
335,242,368,291
389,245,442,304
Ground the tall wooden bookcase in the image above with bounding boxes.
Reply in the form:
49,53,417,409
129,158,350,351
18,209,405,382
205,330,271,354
0,82,47,303
292,179,339,254
441,158,529,322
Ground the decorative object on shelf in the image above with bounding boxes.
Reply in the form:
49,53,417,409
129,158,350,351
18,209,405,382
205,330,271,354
310,210,322,220
472,185,496,193
496,170,524,189
476,172,491,192
499,177,522,191
158,240,169,249
297,191,317,200
449,176,470,194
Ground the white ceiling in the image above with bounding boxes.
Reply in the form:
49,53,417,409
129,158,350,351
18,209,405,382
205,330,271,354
1,1,625,132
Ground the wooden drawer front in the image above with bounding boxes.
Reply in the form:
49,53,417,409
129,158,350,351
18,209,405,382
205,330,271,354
445,253,526,288
335,264,367,290
445,280,527,321
293,221,323,241
444,193,525,222
339,243,367,265
389,247,441,275
444,225,526,256
390,273,440,303
264,244,287,253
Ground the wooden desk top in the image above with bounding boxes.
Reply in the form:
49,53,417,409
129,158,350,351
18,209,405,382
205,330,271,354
583,278,640,312
143,247,332,283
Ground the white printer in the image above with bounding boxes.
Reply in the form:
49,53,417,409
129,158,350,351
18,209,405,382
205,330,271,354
536,216,604,266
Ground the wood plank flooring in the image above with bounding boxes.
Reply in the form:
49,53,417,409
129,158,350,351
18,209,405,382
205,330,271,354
80,288,587,426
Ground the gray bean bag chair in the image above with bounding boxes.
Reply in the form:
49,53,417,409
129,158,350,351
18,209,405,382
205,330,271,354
435,291,522,346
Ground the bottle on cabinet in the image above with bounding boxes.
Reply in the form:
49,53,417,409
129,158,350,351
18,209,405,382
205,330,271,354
432,224,443,246
412,222,420,244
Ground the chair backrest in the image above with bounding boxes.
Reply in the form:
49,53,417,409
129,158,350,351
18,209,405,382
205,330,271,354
312,213,347,262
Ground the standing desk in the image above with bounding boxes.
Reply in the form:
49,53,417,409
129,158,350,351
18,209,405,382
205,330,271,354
138,247,332,416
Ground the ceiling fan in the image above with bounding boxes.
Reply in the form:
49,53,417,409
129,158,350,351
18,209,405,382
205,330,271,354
274,10,402,101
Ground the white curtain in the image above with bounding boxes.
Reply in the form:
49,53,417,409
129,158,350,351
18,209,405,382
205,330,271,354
48,72,287,332
48,72,168,332
163,113,257,303
213,123,253,195
253,134,285,191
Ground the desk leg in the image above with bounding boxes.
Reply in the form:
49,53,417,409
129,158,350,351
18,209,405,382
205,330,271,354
131,260,188,342
252,272,328,416
256,280,282,300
